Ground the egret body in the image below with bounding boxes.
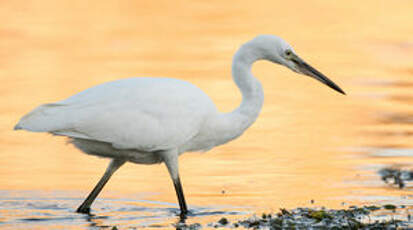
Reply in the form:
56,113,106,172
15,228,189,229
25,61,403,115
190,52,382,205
15,35,345,217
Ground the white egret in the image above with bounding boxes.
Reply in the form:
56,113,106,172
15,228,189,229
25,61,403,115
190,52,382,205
14,35,345,218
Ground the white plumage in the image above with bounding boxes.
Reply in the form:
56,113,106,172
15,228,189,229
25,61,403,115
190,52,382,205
15,35,345,217
17,78,216,152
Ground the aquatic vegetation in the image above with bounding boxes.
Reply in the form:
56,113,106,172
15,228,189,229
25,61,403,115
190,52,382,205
176,205,411,229
379,167,413,188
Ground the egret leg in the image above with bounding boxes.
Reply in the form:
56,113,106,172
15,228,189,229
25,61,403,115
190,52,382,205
76,159,126,214
158,150,188,218
173,176,188,218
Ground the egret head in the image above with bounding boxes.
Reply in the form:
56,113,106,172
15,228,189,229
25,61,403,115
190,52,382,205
249,35,346,95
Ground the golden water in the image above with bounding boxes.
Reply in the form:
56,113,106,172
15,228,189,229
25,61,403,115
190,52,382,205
1,0,412,229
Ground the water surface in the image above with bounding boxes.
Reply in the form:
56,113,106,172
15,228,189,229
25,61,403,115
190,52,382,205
1,0,413,229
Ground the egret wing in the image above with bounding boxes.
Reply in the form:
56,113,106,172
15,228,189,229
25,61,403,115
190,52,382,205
16,78,217,152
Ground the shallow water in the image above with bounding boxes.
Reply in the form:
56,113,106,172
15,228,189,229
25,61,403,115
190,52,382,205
0,191,249,229
1,0,413,229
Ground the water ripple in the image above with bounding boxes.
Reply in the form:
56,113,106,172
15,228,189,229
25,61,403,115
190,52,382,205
0,191,246,229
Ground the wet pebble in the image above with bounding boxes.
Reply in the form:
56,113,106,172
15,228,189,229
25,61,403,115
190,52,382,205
217,217,229,225
176,205,411,229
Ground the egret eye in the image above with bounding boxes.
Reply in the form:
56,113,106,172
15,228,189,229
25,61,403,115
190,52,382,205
285,50,292,57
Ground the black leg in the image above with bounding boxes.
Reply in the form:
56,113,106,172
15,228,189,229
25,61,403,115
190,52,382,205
158,150,189,218
172,176,188,218
76,159,126,214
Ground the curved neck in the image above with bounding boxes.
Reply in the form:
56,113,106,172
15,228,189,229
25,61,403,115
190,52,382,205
231,44,264,118
215,43,264,143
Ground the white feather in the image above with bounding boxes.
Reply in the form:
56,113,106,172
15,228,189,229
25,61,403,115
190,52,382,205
16,77,217,152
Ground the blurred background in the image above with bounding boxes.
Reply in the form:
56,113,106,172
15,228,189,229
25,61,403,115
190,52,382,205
1,0,412,229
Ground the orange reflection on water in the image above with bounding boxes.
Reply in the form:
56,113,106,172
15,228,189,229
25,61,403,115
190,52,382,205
1,0,413,228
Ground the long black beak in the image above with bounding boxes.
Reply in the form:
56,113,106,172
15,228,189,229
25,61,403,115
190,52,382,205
291,54,346,95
